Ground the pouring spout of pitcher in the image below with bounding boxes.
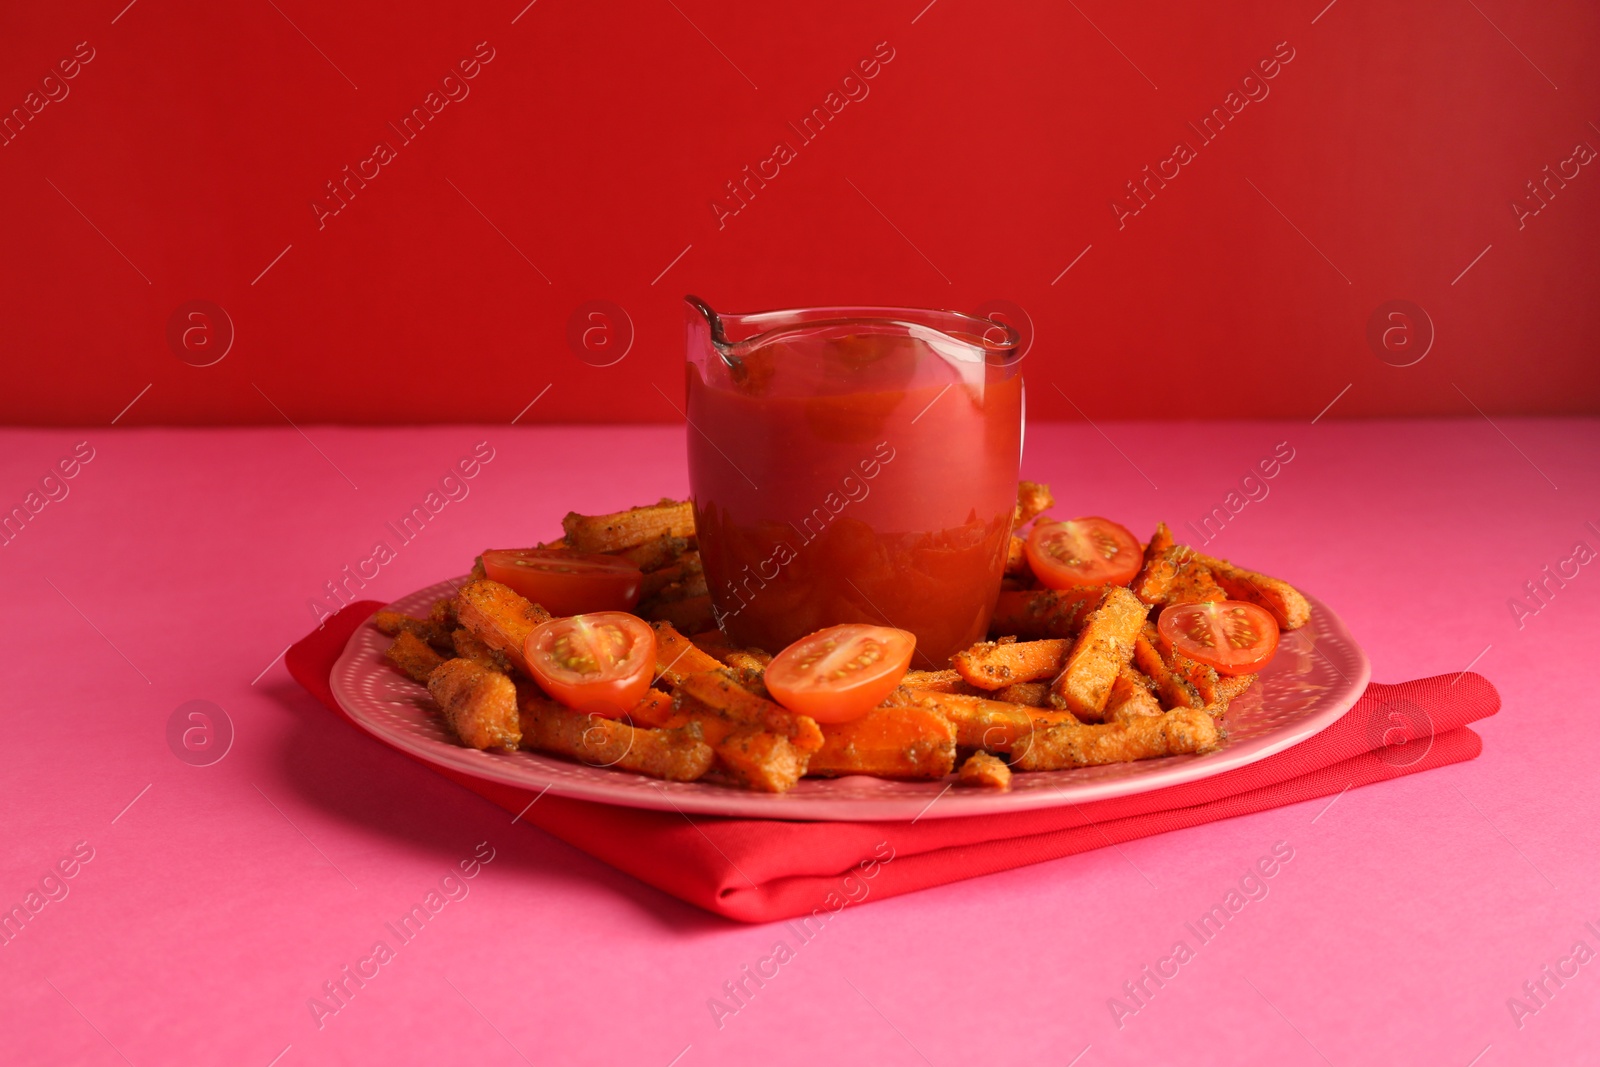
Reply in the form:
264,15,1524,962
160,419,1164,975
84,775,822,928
685,295,741,370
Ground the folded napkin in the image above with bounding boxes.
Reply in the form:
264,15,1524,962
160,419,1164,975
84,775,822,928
288,602,1499,923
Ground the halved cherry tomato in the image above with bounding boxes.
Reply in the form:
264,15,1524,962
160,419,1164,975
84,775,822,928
1025,517,1142,588
1157,600,1280,676
481,548,641,616
523,612,656,717
764,624,916,724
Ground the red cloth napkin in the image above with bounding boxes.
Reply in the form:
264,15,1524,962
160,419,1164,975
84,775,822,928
288,601,1499,923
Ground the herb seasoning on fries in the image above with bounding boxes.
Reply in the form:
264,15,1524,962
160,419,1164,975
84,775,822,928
375,484,1313,793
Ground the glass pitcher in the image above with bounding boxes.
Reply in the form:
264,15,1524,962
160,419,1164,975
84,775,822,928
684,296,1025,667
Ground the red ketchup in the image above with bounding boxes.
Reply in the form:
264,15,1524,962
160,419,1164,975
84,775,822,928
685,300,1024,667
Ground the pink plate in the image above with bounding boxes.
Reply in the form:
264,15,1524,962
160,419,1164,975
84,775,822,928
331,578,1370,821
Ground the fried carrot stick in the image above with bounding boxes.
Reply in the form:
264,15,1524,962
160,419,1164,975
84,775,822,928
723,651,768,675
562,498,696,553
451,627,512,674
1164,559,1227,605
1049,586,1149,719
1130,523,1180,605
991,587,1105,640
625,688,678,728
454,580,553,677
428,596,457,629
806,706,956,780
384,630,446,684
663,690,817,792
958,751,1012,790
1165,647,1221,706
373,610,452,651
615,533,689,573
1104,666,1163,723
642,552,704,599
674,671,824,755
885,689,1074,752
901,669,978,694
954,638,1073,691
651,621,725,686
991,681,1050,707
1004,535,1031,578
1011,708,1220,771
1190,553,1312,630
517,691,713,781
1215,673,1258,705
428,659,521,751
710,727,815,792
1014,480,1055,527
1133,628,1201,710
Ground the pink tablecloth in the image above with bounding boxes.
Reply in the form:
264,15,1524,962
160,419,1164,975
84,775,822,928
3,420,1595,1066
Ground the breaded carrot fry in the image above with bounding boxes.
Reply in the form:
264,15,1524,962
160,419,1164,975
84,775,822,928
675,671,824,755
1133,628,1201,710
666,690,819,792
651,621,724,686
991,587,1104,640
371,609,416,634
451,627,512,673
721,653,768,696
372,610,452,651
428,597,458,638
736,645,770,666
959,751,1012,790
1105,666,1163,723
1011,707,1219,770
1049,586,1148,719
641,551,704,599
625,688,678,728
1004,535,1031,578
642,564,685,601
1130,523,1180,604
454,580,553,677
954,638,1073,691
518,691,713,781
807,706,956,780
991,681,1050,707
1216,673,1257,704
1148,623,1222,705
885,689,1038,752
1165,647,1221,706
1194,673,1259,718
615,533,689,573
901,669,976,694
428,659,520,751
1191,552,1312,630
1164,560,1227,605
562,499,695,553
646,569,710,603
711,727,814,792
1013,480,1055,527
723,651,767,675
1147,522,1175,556
384,630,445,684
469,555,487,581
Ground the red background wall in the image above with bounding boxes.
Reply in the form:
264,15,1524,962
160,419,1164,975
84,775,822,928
2,0,1596,425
